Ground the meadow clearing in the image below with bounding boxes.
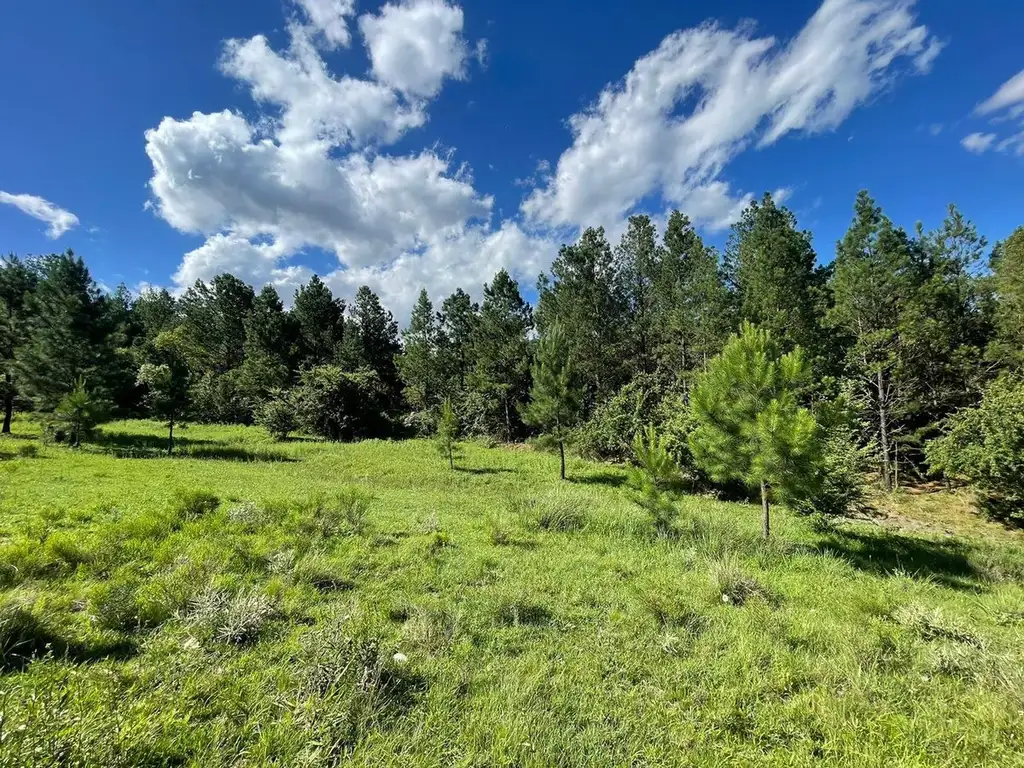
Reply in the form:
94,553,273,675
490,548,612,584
1,420,1024,767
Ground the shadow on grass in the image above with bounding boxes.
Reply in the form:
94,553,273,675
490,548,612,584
92,431,296,463
814,527,983,590
455,467,513,475
977,496,1024,530
570,471,626,488
1,615,137,674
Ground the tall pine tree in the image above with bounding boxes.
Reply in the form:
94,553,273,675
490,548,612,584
293,275,345,368
398,288,445,413
0,255,37,432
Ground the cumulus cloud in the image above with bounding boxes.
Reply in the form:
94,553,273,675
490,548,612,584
961,132,996,154
0,191,79,238
294,0,355,48
522,0,940,231
964,70,1024,158
358,0,470,98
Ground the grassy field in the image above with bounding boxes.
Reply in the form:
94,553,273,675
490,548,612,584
2,420,1024,767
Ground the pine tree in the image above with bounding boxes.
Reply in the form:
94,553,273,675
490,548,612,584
14,251,117,412
827,191,918,489
239,285,292,404
178,274,255,374
293,275,345,368
615,215,660,375
471,269,533,441
689,323,820,539
133,287,180,344
725,193,824,357
439,288,479,392
341,286,402,408
522,323,584,480
653,211,733,380
536,227,626,407
0,255,37,433
398,288,444,413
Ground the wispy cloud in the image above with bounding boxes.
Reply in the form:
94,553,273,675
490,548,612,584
0,191,79,238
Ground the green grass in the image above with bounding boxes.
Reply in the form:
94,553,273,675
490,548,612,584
1,419,1024,766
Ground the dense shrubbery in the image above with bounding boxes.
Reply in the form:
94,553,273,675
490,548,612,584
291,366,390,441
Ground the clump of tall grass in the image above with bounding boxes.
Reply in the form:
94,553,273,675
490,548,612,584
187,587,277,644
709,555,773,606
172,489,220,520
893,603,981,647
532,486,588,532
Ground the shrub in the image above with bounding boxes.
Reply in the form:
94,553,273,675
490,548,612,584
709,556,772,606
291,366,389,441
575,373,665,462
296,489,372,537
534,487,588,532
173,489,220,520
189,370,252,424
45,377,109,447
788,397,866,517
16,443,39,458
254,395,297,441
927,375,1024,511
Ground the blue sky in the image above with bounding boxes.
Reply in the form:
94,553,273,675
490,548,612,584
1,0,1022,317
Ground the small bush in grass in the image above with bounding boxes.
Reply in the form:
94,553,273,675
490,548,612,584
709,556,772,606
298,489,371,537
293,553,353,592
188,587,277,645
226,500,266,529
893,603,981,647
255,395,297,441
173,489,220,520
16,442,39,458
534,486,587,532
626,424,682,533
90,576,142,632
931,641,984,680
46,531,95,568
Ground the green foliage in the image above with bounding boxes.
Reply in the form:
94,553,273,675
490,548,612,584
292,275,344,368
340,286,402,408
291,365,389,441
189,369,251,424
790,397,867,517
927,376,1024,509
47,377,110,447
173,489,221,520
689,323,821,537
626,425,682,532
398,288,446,414
434,398,460,470
990,226,1024,368
521,323,583,479
254,393,297,441
574,374,664,462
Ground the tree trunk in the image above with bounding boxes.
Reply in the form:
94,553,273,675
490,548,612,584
2,374,12,434
876,368,892,491
559,440,566,481
760,481,770,540
503,399,511,443
167,420,175,455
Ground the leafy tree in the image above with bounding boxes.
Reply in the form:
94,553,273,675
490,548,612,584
434,398,460,470
398,288,444,413
725,193,824,357
14,251,116,412
689,323,820,539
254,394,297,441
293,275,344,368
536,227,626,406
49,377,109,447
471,270,533,441
291,365,388,441
827,191,918,490
521,323,584,480
0,255,37,433
927,375,1024,511
653,211,732,380
137,332,191,454
341,286,401,407
990,226,1024,367
439,288,479,392
626,425,681,533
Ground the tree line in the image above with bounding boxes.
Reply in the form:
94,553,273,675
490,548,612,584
2,190,1024,514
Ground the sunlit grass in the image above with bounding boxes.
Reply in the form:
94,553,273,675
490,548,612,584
1,417,1023,766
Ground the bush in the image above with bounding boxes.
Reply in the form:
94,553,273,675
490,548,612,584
16,443,39,458
190,370,252,424
927,375,1024,510
788,398,866,517
46,531,95,568
291,366,389,441
254,395,297,441
173,489,220,520
575,374,665,462
46,377,109,447
295,489,372,537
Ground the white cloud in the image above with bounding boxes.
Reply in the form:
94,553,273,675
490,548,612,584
358,0,469,98
963,70,1024,158
294,0,355,49
522,0,940,231
975,69,1024,117
960,132,996,154
0,191,79,238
